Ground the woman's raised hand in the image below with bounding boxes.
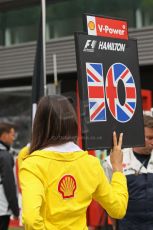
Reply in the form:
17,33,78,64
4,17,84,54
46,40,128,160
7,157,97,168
110,131,123,173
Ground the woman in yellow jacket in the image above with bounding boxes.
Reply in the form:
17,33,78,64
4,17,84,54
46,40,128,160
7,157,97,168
19,95,128,230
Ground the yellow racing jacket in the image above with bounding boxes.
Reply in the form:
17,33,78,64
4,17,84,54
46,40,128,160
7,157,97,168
19,147,128,230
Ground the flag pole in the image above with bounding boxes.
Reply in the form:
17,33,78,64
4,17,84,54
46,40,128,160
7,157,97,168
32,0,46,125
53,54,58,93
41,0,47,96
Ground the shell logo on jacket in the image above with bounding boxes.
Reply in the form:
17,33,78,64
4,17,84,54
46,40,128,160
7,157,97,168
58,174,77,199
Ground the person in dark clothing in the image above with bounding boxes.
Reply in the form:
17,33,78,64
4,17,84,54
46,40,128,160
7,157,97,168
103,114,153,230
0,123,19,230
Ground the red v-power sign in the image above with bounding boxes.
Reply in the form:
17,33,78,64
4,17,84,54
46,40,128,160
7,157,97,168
86,15,128,40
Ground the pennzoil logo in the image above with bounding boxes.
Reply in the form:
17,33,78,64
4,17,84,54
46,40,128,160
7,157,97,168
58,175,76,199
83,39,97,52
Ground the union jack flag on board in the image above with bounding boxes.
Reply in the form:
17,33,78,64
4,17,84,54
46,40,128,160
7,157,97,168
86,63,106,122
105,63,137,123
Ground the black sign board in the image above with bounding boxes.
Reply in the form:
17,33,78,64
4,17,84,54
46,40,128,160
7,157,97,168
75,32,144,149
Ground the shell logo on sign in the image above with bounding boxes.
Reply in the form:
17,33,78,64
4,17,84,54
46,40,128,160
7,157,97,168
58,175,76,199
88,21,95,30
87,16,97,36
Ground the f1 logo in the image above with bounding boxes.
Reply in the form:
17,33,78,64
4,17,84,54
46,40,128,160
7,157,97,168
83,40,97,52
